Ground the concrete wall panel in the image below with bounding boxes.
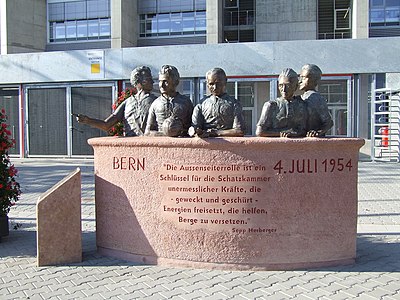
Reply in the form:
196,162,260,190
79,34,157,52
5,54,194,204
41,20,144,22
0,38,399,84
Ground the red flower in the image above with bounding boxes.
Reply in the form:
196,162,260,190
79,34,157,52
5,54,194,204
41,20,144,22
108,87,138,137
8,165,17,177
0,110,21,215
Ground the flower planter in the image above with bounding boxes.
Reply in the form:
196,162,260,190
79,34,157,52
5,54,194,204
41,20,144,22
0,215,9,237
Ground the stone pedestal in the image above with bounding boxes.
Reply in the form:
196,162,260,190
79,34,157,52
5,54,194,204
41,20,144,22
89,136,364,270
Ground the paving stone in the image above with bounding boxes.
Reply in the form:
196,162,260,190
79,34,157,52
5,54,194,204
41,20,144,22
1,160,399,299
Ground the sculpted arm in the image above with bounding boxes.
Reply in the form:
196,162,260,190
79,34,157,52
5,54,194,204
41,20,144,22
306,98,333,137
216,101,245,137
256,102,280,137
75,103,123,132
144,101,165,136
144,102,159,136
281,101,307,138
190,104,205,137
183,99,194,133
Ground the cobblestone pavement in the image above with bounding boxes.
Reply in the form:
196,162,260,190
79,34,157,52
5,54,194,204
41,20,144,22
1,158,399,299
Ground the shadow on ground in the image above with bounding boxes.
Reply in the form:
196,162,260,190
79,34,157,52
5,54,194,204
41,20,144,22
2,229,399,272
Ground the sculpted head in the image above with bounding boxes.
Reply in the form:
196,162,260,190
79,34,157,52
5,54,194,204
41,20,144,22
206,68,227,97
159,65,180,97
131,66,154,93
278,68,298,100
299,64,322,92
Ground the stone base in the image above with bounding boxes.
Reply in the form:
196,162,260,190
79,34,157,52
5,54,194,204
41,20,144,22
89,136,364,271
37,168,82,266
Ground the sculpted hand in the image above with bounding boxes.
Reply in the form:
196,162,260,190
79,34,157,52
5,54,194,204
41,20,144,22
188,126,204,137
75,114,89,124
206,128,218,137
306,130,319,137
280,130,294,138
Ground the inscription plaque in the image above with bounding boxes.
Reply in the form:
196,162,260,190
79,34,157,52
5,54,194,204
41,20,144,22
159,163,275,233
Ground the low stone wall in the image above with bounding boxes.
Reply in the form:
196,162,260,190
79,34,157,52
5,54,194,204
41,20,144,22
37,168,82,266
89,136,364,271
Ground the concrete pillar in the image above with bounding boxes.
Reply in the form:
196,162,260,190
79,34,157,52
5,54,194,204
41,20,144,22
111,0,138,48
206,0,223,44
0,0,6,54
356,74,370,139
352,0,369,39
1,0,46,54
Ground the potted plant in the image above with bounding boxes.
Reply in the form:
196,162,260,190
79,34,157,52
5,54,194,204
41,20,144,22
0,109,21,238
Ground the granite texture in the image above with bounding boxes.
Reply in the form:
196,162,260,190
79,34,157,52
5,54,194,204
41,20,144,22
36,168,82,266
89,136,364,270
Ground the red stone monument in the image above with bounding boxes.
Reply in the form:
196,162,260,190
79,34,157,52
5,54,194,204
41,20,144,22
89,136,364,270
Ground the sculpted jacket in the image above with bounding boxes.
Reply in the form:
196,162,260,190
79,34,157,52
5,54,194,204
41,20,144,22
257,95,307,137
113,91,157,136
301,90,333,135
146,93,194,134
192,93,245,131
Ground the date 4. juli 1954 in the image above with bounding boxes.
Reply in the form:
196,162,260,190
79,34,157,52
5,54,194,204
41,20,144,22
273,158,353,174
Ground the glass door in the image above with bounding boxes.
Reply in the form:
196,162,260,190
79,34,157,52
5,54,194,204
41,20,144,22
27,88,68,156
319,78,351,136
25,83,116,157
71,86,112,156
0,87,20,155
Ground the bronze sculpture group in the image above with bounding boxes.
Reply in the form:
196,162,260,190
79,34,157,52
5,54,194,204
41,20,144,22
76,64,333,138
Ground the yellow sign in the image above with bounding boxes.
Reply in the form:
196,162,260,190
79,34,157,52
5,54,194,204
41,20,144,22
91,63,101,74
87,50,104,78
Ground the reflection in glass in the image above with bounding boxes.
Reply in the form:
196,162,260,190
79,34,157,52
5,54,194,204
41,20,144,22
371,9,385,23
55,23,66,40
48,0,111,43
88,20,99,37
335,109,347,135
65,1,86,20
99,19,110,36
139,10,206,37
77,20,88,38
66,21,77,39
385,9,400,22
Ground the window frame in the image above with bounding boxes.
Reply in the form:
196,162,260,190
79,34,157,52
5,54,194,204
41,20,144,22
48,0,111,43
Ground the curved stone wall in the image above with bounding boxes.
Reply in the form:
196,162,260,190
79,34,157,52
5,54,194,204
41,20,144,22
89,136,364,270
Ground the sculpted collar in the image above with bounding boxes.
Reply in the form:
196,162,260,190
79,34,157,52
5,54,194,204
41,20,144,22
161,93,179,102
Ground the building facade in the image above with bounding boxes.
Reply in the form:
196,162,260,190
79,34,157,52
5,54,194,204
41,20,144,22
0,0,399,158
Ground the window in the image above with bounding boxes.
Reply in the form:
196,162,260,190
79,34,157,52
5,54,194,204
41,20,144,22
48,0,111,43
139,0,206,38
0,87,20,155
318,0,352,39
335,8,351,30
370,0,400,26
223,0,255,43
225,0,238,8
319,80,349,136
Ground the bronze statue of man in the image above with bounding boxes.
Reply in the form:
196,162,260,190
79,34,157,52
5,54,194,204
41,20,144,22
256,68,307,137
76,66,156,136
145,65,193,137
299,64,333,137
189,67,245,138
